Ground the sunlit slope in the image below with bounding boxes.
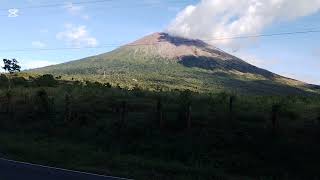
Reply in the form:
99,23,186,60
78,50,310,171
32,32,319,95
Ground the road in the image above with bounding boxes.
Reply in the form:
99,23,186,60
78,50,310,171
0,158,132,180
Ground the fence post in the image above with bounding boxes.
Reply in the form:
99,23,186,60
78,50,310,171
49,96,55,114
186,102,192,129
5,90,12,115
157,98,164,129
64,93,72,123
119,101,127,129
271,104,280,133
24,93,28,105
229,95,235,128
317,105,320,125
37,89,49,114
229,96,234,113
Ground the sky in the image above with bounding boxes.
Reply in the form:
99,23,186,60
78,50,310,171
0,0,319,85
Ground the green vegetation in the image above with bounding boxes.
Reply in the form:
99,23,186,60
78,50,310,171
1,73,320,179
30,46,320,95
2,58,22,89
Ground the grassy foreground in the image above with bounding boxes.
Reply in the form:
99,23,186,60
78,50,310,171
0,74,320,179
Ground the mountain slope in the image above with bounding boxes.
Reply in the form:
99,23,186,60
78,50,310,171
32,32,318,95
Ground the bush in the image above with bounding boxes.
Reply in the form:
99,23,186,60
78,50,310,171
35,74,58,87
11,76,28,87
0,74,9,87
104,83,112,88
85,81,103,88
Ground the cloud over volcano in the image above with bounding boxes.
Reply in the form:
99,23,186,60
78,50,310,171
167,0,320,48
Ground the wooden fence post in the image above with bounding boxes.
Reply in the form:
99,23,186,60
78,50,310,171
229,96,234,114
317,106,320,125
5,91,12,115
37,90,49,114
186,103,192,129
24,93,28,105
64,93,72,123
119,101,127,129
157,99,164,129
49,96,55,114
229,96,235,128
271,104,280,133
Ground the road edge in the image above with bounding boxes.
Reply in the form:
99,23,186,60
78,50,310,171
0,157,134,180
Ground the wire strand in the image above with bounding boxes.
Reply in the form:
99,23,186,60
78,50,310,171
0,0,188,12
0,29,319,52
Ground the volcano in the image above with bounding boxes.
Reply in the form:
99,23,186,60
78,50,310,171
32,32,319,95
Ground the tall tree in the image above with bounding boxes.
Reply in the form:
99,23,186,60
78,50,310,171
2,59,21,89
2,59,21,74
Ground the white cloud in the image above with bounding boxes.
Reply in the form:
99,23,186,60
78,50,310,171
56,24,98,47
167,0,320,48
31,41,46,48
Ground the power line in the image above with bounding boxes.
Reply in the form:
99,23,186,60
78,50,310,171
203,29,320,41
0,0,113,11
0,29,319,52
0,3,186,17
0,0,188,18
0,0,188,12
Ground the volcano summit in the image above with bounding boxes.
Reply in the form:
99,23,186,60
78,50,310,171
32,32,318,95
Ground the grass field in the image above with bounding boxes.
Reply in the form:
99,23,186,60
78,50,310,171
0,74,320,179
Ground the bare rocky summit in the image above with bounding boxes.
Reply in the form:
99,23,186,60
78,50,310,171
127,32,232,60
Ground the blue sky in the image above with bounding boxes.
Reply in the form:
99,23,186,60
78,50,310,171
0,0,319,85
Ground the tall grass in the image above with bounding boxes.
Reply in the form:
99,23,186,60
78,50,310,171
0,75,320,179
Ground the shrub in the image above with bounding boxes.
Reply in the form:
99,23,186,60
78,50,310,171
35,74,58,87
0,74,9,87
11,76,28,87
86,81,103,88
104,83,112,88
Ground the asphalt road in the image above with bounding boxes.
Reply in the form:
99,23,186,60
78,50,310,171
0,158,132,180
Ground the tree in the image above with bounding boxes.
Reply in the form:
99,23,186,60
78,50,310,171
2,59,21,74
2,59,21,89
